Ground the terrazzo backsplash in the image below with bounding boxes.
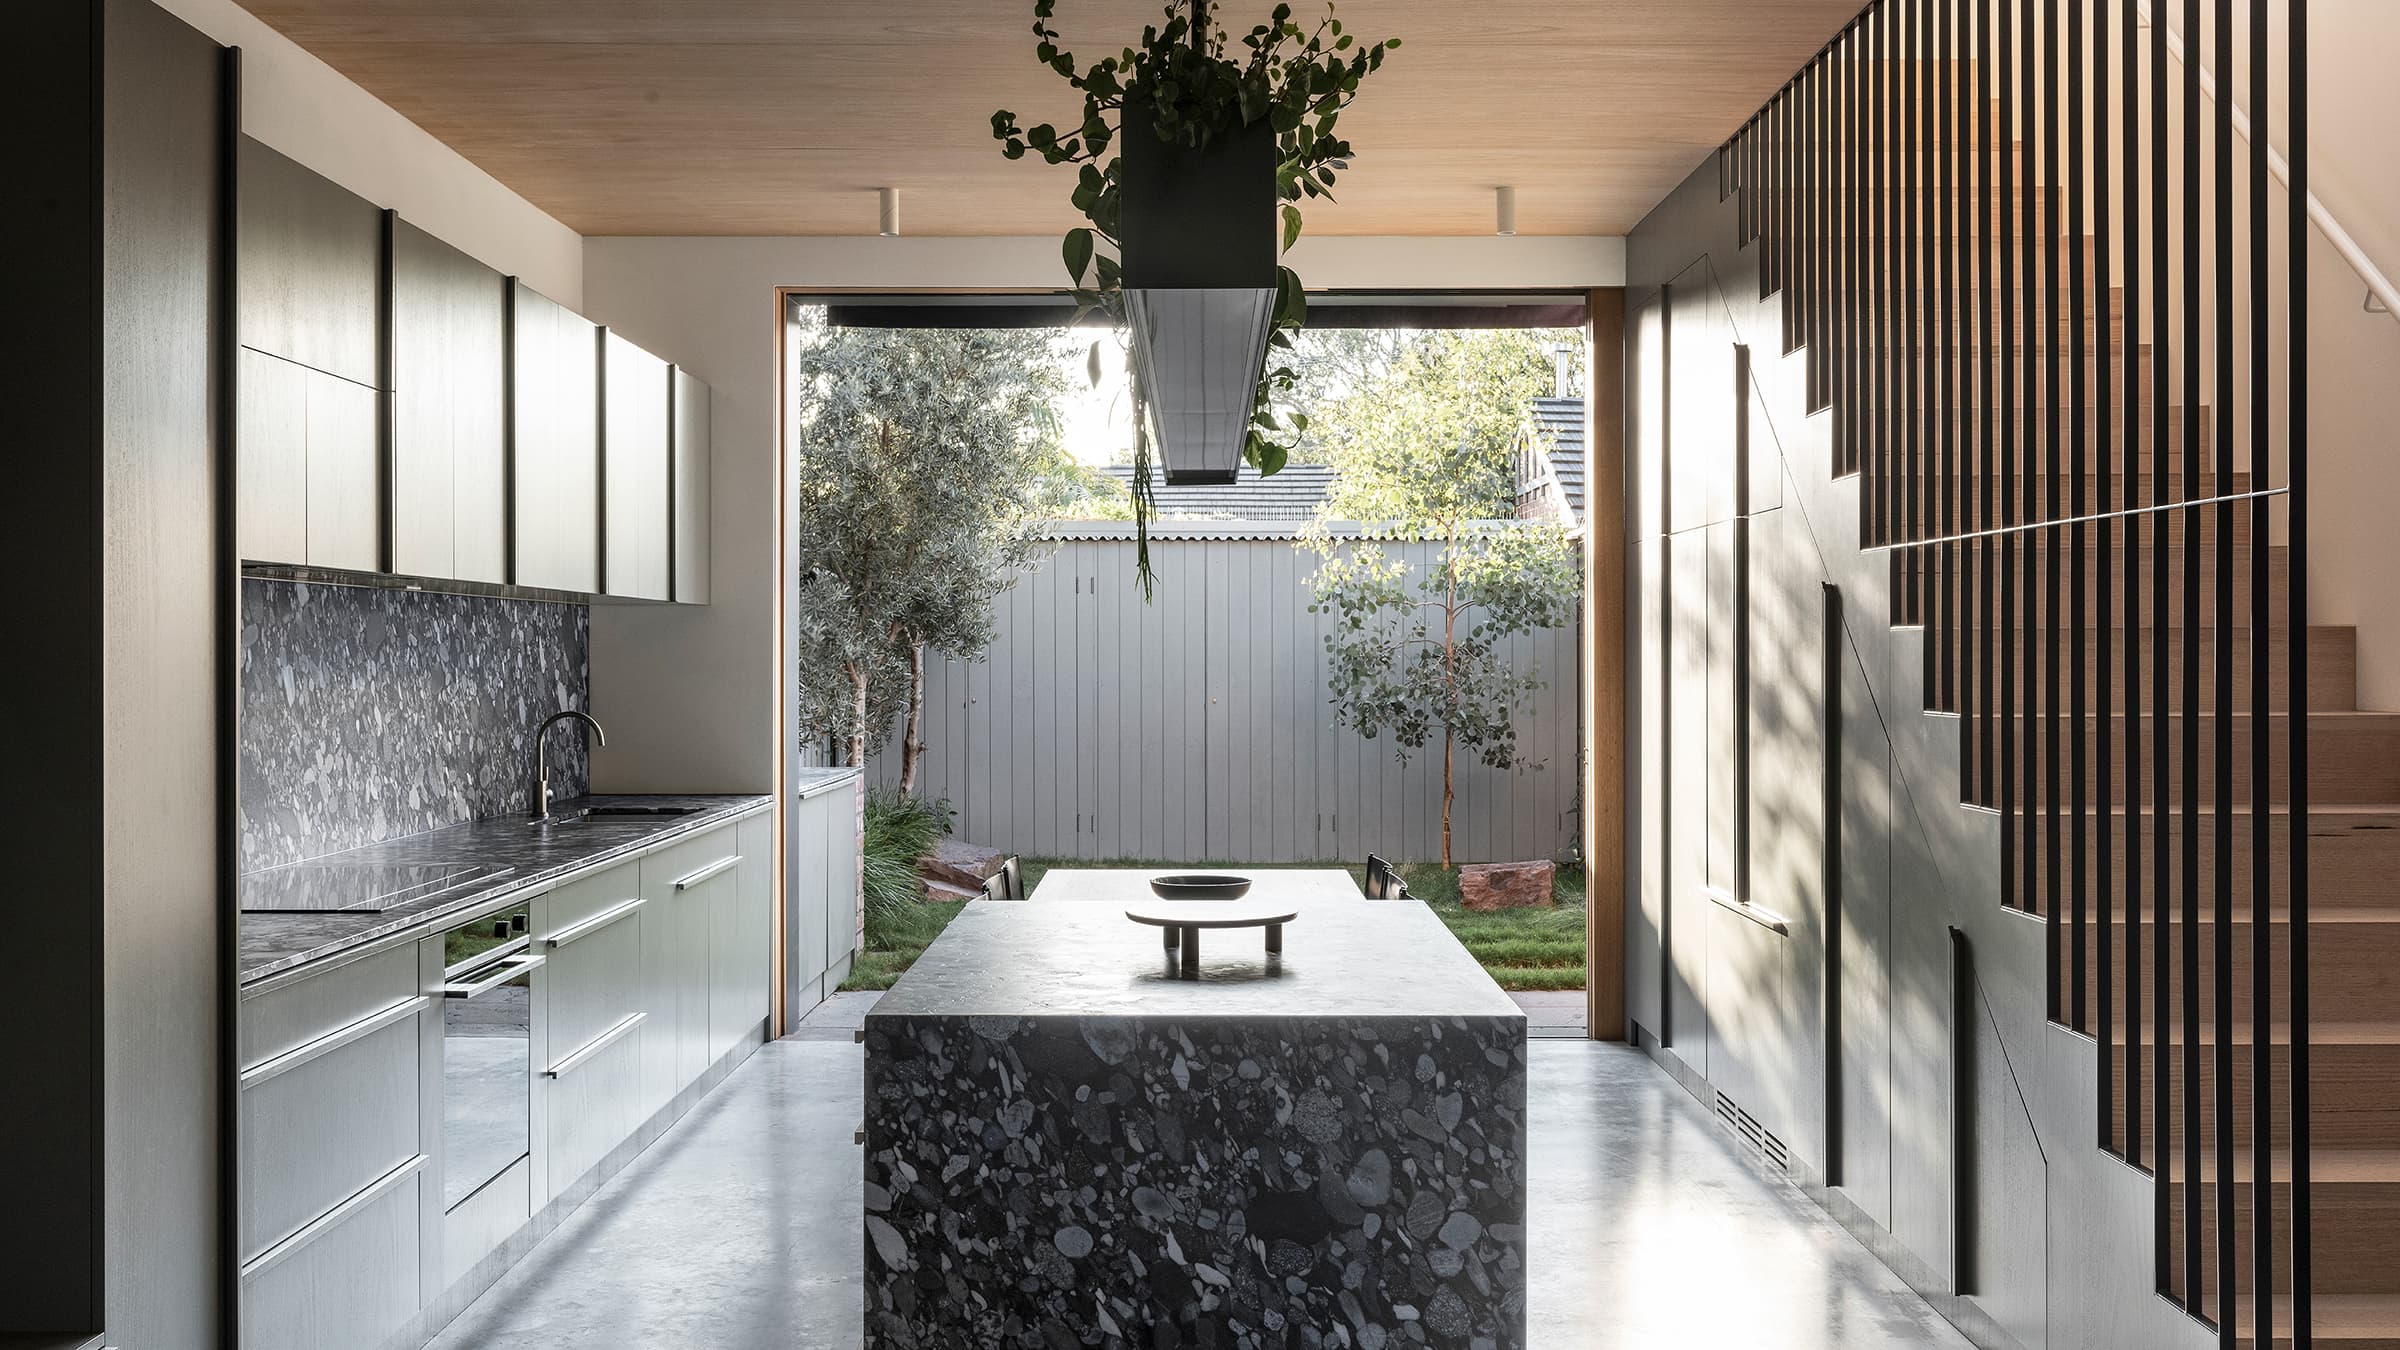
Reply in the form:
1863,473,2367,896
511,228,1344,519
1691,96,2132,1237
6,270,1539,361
240,579,591,871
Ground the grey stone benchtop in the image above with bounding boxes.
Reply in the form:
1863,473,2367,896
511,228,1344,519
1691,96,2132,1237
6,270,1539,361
238,793,769,987
869,873,1522,1022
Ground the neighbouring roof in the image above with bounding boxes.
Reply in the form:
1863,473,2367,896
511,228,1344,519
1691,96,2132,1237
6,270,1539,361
1515,396,1587,524
1097,462,1341,522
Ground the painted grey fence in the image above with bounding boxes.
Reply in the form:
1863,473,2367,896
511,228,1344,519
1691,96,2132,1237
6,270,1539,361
865,525,1582,865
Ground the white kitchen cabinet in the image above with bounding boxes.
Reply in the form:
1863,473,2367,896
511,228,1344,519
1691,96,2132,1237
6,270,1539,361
534,858,647,1203
237,944,434,1350
717,813,775,1055
638,822,742,1110
602,331,673,601
671,367,712,604
392,219,508,585
510,282,600,593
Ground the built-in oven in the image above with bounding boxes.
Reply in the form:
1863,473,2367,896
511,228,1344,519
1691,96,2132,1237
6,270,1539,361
439,902,542,1211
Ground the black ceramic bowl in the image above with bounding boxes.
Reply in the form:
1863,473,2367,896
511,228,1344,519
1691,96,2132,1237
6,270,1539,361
1148,873,1253,901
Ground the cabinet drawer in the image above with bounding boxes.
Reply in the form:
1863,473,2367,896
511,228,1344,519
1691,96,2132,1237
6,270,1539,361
638,821,740,896
541,1016,643,1198
240,1004,426,1261
543,893,645,1058
241,1159,424,1350
241,943,421,1069
542,856,643,934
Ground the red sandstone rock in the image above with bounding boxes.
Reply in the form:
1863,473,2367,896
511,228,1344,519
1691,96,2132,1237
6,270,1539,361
1458,860,1556,912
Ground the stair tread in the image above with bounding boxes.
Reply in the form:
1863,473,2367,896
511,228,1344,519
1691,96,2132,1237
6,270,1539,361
2095,1018,2400,1047
2105,905,2400,926
2232,1293,2400,1339
2188,1146,2400,1185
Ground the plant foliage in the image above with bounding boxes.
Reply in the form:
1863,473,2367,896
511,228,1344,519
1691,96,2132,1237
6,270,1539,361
861,788,953,943
991,0,1398,593
788,320,1069,779
1303,331,1583,865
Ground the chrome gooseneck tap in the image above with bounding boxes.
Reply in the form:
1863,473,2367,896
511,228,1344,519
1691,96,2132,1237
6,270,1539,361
532,709,607,823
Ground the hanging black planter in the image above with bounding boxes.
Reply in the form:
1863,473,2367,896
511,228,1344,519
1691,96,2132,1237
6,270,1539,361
1119,103,1279,486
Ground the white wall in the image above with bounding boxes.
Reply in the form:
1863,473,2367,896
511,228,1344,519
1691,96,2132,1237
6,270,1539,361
2300,1,2400,707
148,0,582,306
581,235,1625,796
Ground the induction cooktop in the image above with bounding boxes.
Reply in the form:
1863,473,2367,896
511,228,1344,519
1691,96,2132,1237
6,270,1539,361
238,862,517,914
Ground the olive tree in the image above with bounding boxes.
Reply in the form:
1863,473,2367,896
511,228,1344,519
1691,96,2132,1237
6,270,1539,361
788,322,1068,791
1305,330,1582,865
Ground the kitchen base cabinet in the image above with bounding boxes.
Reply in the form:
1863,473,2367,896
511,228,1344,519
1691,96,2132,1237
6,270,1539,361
539,1019,645,1201
238,944,435,1350
718,813,774,1054
638,822,741,1113
781,773,864,1017
241,1163,427,1350
240,803,772,1350
534,857,646,1205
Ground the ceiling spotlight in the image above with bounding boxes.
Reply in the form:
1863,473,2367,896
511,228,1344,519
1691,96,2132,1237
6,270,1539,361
879,187,901,237
1495,185,1518,237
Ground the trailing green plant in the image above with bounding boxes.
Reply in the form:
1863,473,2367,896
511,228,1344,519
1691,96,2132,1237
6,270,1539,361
860,787,954,943
991,0,1398,593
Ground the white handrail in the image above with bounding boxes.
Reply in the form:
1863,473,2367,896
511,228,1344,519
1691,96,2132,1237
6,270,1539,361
2138,0,2400,322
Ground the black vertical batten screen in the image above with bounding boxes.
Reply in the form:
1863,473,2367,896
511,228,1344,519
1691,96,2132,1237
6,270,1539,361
1712,0,2306,1333
2179,0,2206,1310
2244,0,2274,1340
2150,0,2176,1293
2209,0,2238,1334
1976,0,1996,811
2119,0,2145,1176
1997,0,2019,916
2288,0,2313,1340
2090,0,2113,1118
2066,0,2089,1035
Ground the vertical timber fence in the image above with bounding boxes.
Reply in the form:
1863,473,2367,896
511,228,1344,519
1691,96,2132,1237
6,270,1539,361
864,526,1585,868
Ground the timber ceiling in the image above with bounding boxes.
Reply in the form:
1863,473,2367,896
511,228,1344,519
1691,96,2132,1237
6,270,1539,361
238,0,1860,237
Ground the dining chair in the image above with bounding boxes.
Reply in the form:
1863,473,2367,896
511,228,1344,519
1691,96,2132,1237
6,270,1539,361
1363,854,1409,900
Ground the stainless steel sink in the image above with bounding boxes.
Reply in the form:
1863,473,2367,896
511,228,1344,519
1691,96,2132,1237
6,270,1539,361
537,803,706,827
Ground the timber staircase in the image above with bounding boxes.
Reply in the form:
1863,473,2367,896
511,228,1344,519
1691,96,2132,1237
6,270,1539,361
1723,0,2390,1345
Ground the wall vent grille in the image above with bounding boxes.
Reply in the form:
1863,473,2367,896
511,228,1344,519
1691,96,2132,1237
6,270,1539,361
1713,1090,1789,1173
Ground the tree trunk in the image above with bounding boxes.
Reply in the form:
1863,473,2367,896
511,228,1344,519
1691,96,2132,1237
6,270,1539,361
1440,534,1459,868
1441,724,1455,868
845,663,869,768
897,642,928,797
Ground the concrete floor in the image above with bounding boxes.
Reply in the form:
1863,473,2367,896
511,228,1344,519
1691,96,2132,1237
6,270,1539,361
427,1039,1970,1350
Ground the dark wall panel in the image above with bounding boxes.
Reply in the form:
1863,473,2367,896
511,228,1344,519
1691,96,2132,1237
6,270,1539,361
1836,617,1895,1229
100,1,229,1344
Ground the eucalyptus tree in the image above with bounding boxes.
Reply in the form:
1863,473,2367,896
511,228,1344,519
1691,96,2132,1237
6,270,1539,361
788,322,1068,791
1305,329,1582,865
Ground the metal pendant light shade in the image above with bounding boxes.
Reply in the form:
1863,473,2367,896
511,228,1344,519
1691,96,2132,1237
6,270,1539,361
1119,100,1280,486
1125,288,1276,485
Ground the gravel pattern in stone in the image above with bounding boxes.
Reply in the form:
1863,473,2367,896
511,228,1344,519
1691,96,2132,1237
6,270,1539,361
864,1012,1528,1349
240,578,589,872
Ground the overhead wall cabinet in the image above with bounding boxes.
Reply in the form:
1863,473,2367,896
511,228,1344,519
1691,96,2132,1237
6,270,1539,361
602,332,672,602
510,283,601,594
672,368,713,604
392,221,508,585
231,139,712,602
236,137,384,571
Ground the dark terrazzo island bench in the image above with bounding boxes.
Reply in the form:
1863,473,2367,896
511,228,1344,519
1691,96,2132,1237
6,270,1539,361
862,873,1529,1349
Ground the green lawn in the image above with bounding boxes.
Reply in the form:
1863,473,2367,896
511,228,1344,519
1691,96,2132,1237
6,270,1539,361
840,858,1586,993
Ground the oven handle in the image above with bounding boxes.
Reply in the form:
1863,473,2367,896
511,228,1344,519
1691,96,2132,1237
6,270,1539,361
443,952,545,1001
442,931,531,986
